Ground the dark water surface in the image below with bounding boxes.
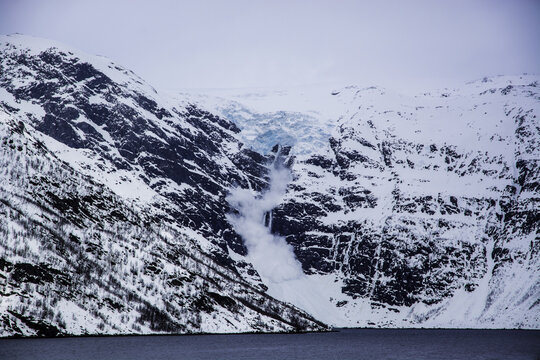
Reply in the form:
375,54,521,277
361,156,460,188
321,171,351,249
1,329,538,360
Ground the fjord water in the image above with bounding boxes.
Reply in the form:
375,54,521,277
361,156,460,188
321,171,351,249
1,329,539,360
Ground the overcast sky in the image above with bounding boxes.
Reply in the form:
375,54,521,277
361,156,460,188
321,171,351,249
1,0,539,91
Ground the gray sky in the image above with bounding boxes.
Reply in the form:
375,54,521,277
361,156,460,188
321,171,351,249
1,0,539,91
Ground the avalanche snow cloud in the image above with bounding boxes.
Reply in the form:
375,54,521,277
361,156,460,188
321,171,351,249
227,162,303,283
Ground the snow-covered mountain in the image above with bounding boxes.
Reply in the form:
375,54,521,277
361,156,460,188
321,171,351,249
181,77,540,328
0,34,326,336
0,34,538,335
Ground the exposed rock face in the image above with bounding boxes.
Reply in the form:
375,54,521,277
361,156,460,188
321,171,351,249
0,35,275,266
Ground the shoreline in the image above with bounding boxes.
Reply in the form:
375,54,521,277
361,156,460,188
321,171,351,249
1,327,539,340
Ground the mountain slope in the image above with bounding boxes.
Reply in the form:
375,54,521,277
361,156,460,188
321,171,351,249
0,35,327,336
0,34,273,264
